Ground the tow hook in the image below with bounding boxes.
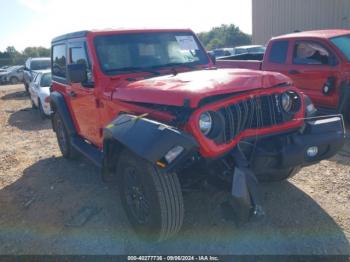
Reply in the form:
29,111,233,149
222,150,264,225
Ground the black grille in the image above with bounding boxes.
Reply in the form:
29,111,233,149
218,94,286,144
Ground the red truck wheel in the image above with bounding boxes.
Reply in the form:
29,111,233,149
52,112,78,159
117,149,184,241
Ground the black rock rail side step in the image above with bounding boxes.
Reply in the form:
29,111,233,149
71,136,103,168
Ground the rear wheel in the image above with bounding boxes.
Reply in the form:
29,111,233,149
52,112,78,159
117,150,184,241
256,167,301,183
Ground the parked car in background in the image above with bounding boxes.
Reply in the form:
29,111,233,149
218,52,265,61
29,70,52,119
208,48,235,58
0,69,8,84
24,57,51,93
0,65,24,85
233,45,266,55
4,65,24,84
216,29,350,121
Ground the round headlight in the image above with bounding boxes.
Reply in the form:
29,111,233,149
281,92,293,112
199,112,213,135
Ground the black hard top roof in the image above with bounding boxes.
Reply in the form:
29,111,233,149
51,30,89,43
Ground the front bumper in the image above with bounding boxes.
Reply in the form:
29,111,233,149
249,115,345,174
225,115,345,224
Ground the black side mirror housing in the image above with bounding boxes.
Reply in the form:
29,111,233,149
67,63,87,83
208,52,216,65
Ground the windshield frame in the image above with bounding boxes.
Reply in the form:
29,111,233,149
330,34,350,62
93,31,210,76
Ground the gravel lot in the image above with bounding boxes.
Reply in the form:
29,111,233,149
0,84,349,255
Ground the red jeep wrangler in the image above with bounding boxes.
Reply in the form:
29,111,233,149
50,29,345,241
217,30,350,121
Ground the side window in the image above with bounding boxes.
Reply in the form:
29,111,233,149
69,42,92,82
269,41,289,64
293,41,330,65
52,44,67,78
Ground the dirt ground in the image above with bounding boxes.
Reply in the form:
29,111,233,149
0,84,349,255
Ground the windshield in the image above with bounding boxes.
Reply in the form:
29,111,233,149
94,32,209,75
31,59,51,70
40,73,52,87
331,35,350,62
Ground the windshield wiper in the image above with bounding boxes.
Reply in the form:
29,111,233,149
105,66,161,76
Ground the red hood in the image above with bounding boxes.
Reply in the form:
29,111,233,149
112,69,292,108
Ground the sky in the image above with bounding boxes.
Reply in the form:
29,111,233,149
0,0,252,52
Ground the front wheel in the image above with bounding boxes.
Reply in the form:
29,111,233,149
31,98,37,109
117,149,184,241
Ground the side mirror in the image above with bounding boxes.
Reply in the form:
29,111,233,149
208,52,216,65
67,63,87,84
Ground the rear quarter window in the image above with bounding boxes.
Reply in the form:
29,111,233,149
268,41,289,64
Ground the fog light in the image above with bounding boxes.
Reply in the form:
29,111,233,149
307,146,318,157
164,146,184,164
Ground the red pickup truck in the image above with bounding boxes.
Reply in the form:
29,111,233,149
217,30,350,120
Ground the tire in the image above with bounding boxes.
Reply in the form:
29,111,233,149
31,98,37,109
52,112,78,159
117,149,184,241
10,77,19,85
255,167,301,183
38,101,47,120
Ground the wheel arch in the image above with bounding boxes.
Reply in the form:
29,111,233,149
50,91,76,135
102,114,198,181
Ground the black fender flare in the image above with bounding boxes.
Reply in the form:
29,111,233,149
103,114,198,174
50,91,77,136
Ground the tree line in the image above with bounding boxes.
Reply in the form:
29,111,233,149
0,24,251,67
197,24,252,50
0,46,50,67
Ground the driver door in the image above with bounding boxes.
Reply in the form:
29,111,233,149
66,41,101,146
285,40,341,108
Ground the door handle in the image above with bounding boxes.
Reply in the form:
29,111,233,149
67,91,77,97
288,70,300,75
